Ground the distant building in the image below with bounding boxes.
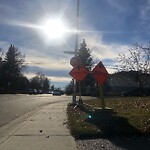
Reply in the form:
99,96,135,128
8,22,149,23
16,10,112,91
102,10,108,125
106,71,150,95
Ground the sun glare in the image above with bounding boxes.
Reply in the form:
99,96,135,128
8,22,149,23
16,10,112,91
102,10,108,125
41,19,67,39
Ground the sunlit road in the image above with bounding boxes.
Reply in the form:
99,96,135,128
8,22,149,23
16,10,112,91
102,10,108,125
0,94,72,127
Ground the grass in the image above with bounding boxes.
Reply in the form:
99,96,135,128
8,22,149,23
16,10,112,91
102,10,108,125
67,97,150,139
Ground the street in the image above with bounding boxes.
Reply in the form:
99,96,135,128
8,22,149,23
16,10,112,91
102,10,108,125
0,94,71,127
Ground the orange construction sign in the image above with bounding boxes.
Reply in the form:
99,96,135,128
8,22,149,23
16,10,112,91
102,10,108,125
92,61,109,85
69,65,89,82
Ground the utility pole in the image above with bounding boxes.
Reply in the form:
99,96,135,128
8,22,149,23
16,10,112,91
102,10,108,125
72,0,80,104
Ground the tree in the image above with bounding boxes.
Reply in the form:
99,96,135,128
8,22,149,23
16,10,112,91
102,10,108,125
30,72,50,93
0,48,3,62
116,43,150,95
77,39,94,71
65,79,74,95
0,48,4,73
51,85,54,91
43,78,50,92
15,75,30,92
0,49,4,90
2,45,26,91
65,39,95,95
77,39,95,95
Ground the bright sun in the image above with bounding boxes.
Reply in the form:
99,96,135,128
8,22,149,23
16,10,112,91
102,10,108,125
41,19,67,39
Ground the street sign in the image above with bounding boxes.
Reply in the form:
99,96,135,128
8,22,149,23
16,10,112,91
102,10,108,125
69,65,89,82
92,61,109,85
70,57,81,67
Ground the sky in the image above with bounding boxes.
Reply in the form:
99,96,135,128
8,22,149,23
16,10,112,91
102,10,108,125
0,0,150,88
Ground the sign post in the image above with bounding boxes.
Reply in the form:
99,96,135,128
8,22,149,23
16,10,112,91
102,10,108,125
100,84,105,109
78,81,82,104
92,61,109,109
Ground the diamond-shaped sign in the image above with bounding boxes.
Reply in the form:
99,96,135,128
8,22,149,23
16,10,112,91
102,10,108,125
92,61,109,85
69,65,89,82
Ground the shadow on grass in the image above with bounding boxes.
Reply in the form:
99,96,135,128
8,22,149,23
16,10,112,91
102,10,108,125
79,105,150,150
86,108,139,137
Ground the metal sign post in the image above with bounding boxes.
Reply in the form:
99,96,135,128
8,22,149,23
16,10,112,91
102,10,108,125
100,84,105,109
72,79,76,104
78,81,83,104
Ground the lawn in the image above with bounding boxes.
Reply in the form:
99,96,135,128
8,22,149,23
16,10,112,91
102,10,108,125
67,97,150,139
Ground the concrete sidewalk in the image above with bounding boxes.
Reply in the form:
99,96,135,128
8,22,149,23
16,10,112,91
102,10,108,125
0,101,77,150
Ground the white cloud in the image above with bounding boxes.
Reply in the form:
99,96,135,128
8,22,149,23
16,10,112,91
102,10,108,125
81,34,129,60
26,52,71,71
77,33,130,74
48,76,71,83
25,72,70,82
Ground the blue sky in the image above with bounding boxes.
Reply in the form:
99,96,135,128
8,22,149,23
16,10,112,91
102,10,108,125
0,0,150,88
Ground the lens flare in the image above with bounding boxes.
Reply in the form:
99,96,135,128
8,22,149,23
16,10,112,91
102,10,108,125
41,19,67,39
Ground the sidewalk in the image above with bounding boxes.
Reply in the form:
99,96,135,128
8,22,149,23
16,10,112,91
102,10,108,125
0,100,77,150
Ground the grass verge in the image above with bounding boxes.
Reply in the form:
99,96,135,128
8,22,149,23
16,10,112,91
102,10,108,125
67,97,150,139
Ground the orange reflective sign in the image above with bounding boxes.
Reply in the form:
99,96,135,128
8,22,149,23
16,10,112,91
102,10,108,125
69,65,89,82
92,61,109,85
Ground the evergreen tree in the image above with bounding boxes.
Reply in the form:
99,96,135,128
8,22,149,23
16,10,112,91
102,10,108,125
77,39,95,95
0,49,4,90
77,39,94,71
65,79,74,95
4,45,25,76
0,49,3,74
15,75,30,92
0,48,3,62
2,45,25,91
43,78,50,92
66,39,95,95
51,85,54,91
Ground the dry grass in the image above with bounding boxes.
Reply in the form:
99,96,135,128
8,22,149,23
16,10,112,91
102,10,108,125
67,97,150,139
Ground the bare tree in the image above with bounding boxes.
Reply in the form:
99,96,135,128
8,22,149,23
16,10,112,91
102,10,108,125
116,43,150,95
30,72,50,93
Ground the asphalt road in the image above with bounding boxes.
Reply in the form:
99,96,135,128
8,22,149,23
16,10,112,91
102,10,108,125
0,94,72,127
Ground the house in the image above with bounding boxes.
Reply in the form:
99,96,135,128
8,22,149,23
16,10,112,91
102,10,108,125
106,71,150,96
